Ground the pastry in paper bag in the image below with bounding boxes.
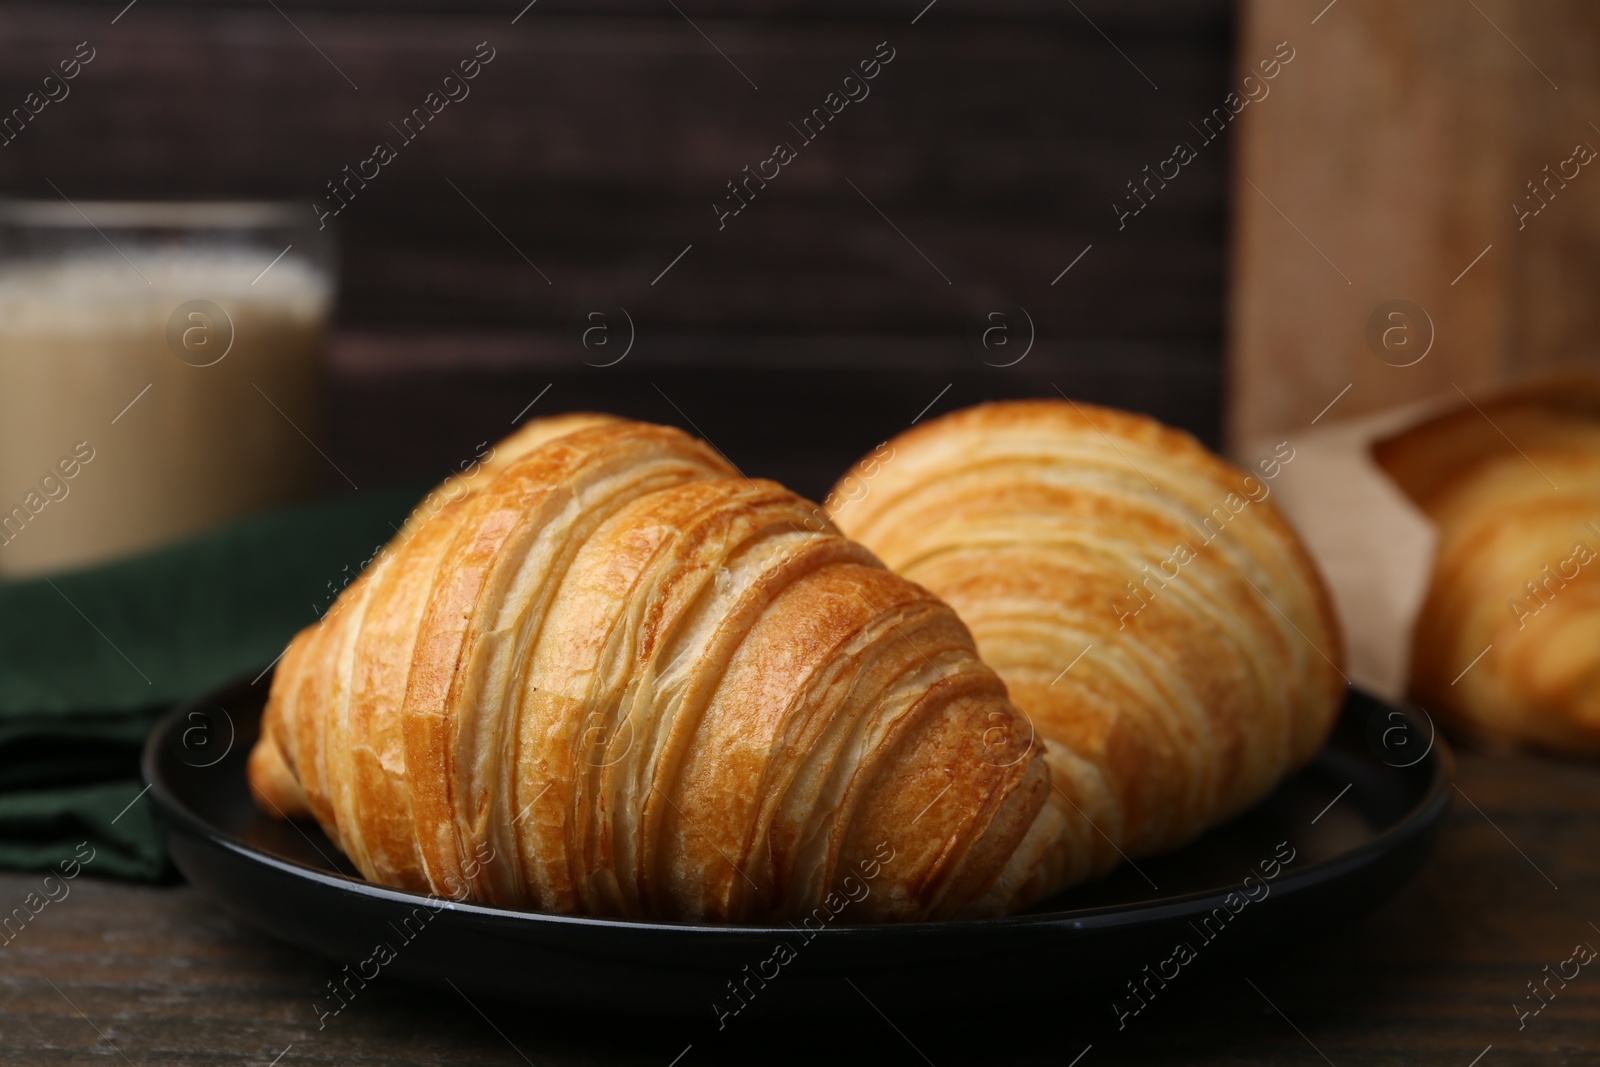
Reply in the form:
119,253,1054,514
1252,374,1600,756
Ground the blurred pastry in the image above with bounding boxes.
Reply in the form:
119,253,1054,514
1373,379,1600,753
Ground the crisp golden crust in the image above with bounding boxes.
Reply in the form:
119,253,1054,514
828,399,1345,867
1374,387,1600,754
250,416,1064,921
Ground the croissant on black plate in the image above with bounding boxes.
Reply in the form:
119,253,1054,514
827,399,1346,870
249,415,1075,922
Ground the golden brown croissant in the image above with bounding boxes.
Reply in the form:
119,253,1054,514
1372,380,1600,753
827,399,1344,868
249,415,1074,921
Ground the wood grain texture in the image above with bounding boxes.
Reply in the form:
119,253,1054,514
1228,0,1600,448
0,0,1231,433
322,328,1228,506
0,0,1241,552
0,748,1595,1064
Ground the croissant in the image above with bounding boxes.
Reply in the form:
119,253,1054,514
1372,381,1600,753
827,399,1344,868
248,415,1075,921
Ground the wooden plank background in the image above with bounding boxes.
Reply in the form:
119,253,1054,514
0,0,1236,498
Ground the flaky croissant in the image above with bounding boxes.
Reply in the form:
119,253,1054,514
249,416,1074,921
1373,382,1600,753
827,400,1344,868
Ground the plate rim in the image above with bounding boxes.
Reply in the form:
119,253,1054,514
144,673,1454,942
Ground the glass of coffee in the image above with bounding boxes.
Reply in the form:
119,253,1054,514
0,200,335,578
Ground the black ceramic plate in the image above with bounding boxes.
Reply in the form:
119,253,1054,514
144,674,1450,1016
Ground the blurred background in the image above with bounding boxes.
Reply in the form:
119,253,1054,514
0,0,1233,548
4,0,1598,569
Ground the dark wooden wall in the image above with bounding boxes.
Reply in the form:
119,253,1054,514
0,0,1234,501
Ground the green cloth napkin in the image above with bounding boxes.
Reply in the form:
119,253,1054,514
0,483,424,881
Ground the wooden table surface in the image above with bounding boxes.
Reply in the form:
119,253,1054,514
2,743,1596,1066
